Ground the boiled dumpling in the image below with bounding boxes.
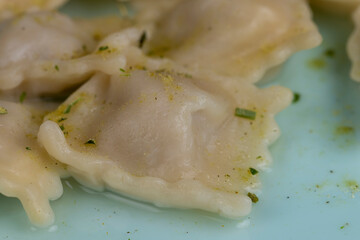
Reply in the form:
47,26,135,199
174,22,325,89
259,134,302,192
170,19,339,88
0,11,97,94
38,70,292,218
348,6,360,81
146,0,322,83
0,0,68,20
309,0,360,14
0,12,165,95
0,100,66,226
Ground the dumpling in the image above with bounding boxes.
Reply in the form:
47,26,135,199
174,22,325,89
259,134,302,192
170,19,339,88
0,100,65,226
309,0,360,14
38,70,292,218
348,7,360,81
0,0,68,20
0,12,165,95
0,11,97,94
146,0,322,83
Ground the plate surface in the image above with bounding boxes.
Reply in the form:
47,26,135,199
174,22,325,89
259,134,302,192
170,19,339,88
1,1,360,239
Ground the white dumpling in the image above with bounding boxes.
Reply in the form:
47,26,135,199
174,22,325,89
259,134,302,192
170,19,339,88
0,11,96,94
0,0,68,20
0,14,167,95
146,0,322,83
348,7,360,81
309,0,360,14
38,70,292,218
0,100,65,226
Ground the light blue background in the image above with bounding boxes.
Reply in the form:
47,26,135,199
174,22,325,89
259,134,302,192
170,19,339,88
1,1,360,239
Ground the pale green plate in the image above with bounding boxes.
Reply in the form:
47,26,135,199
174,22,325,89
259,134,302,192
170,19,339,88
1,1,360,239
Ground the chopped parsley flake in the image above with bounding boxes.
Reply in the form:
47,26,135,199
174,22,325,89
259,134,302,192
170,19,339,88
0,106,8,115
63,98,81,114
340,223,349,229
119,68,131,77
55,65,59,71
59,124,65,131
138,31,147,48
292,92,301,103
235,108,256,120
249,168,259,175
85,139,96,145
247,192,259,203
58,117,67,122
98,46,109,52
25,147,31,150
19,92,27,103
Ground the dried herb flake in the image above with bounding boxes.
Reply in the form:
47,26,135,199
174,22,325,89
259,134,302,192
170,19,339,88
235,108,256,120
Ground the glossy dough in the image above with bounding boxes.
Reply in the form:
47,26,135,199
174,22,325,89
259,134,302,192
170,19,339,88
0,101,64,226
0,11,161,96
38,71,292,218
0,12,96,94
146,0,322,83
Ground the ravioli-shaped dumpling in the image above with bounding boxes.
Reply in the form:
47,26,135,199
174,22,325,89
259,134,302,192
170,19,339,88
0,101,65,226
38,70,292,218
0,11,96,94
0,0,68,20
348,7,360,81
309,0,360,14
0,13,165,95
146,0,322,83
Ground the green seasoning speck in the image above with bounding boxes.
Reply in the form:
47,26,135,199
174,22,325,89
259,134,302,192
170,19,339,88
58,117,67,122
25,147,31,150
324,49,335,58
63,98,81,114
235,108,256,120
119,68,131,77
85,139,96,145
0,107,7,115
292,92,301,103
19,92,27,103
59,124,65,131
98,46,109,51
138,31,147,48
55,65,59,71
340,223,349,229
249,168,259,175
247,192,259,203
